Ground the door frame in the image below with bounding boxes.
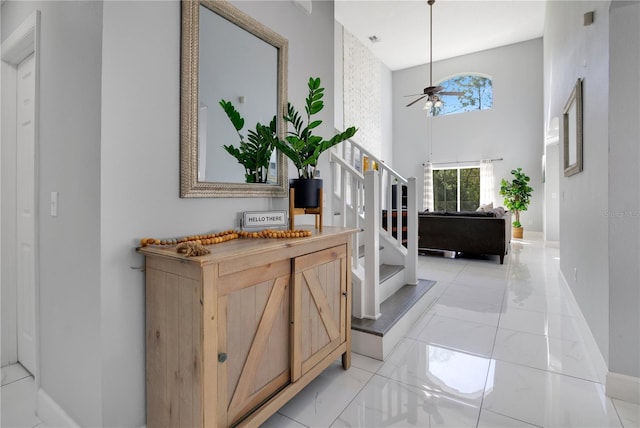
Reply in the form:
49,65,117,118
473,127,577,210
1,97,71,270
1,10,41,381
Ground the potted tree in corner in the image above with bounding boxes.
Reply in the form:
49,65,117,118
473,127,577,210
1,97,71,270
273,77,357,208
500,167,533,239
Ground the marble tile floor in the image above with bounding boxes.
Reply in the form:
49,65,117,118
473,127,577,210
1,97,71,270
2,235,639,427
263,235,639,427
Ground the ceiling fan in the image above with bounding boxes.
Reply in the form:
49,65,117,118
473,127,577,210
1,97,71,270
405,0,463,109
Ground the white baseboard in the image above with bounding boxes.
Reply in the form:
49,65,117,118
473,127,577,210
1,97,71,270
606,371,640,404
558,271,609,383
37,387,79,428
559,271,640,404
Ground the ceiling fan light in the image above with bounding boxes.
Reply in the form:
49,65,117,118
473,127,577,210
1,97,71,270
424,99,434,110
434,99,443,108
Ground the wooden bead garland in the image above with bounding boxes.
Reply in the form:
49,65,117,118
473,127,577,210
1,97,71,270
238,229,312,239
139,230,239,247
139,228,312,250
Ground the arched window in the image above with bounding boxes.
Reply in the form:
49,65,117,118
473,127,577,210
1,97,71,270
430,74,493,117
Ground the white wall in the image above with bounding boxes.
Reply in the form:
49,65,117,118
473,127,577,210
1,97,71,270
608,0,639,379
343,29,382,157
544,0,611,366
334,21,393,167
2,1,104,426
380,62,393,166
100,1,336,426
543,140,560,241
392,39,544,229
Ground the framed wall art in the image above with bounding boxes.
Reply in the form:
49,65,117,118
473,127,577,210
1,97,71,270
563,78,583,177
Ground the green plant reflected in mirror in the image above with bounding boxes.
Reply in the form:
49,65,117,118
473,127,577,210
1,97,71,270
180,0,288,198
219,99,277,184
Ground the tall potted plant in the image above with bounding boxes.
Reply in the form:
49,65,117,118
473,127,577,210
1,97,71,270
500,167,533,239
273,77,357,207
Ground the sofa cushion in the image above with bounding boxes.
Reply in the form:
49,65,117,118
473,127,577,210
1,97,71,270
423,210,496,217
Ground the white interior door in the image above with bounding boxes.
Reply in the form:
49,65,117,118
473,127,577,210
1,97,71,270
16,53,37,375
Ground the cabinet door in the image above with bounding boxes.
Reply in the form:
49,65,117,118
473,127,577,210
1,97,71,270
292,245,348,381
216,259,292,426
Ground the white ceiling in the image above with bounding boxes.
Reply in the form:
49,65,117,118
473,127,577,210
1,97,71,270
335,0,547,71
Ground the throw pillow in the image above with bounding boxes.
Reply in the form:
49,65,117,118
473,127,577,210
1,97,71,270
476,202,494,213
492,206,506,217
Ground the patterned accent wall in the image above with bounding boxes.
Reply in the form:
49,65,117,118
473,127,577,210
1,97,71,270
343,29,382,158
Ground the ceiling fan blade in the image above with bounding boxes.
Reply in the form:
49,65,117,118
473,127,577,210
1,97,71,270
404,93,428,97
440,91,465,96
406,95,427,107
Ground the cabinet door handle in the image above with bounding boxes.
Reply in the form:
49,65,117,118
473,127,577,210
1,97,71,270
342,292,348,297
218,353,227,363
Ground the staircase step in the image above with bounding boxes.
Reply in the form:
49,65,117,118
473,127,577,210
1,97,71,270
380,264,403,284
357,244,384,258
351,279,436,337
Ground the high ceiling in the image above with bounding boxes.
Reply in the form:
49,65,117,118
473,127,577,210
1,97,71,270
335,0,547,71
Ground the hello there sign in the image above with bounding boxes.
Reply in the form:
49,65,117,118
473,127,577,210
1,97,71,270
242,211,288,229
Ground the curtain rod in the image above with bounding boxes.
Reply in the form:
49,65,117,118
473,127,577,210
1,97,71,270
422,157,503,166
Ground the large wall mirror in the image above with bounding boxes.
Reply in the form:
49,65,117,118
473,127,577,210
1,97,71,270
181,0,288,197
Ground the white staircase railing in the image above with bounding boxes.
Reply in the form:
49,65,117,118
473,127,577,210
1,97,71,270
329,138,418,320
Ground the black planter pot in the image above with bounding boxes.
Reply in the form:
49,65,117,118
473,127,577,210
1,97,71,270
290,178,323,208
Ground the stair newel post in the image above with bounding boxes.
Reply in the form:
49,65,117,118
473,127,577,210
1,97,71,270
351,171,364,320
350,142,355,173
341,166,348,228
330,157,338,226
334,156,351,227
343,137,348,160
351,171,360,234
406,177,419,285
395,178,404,247
350,169,359,283
378,170,384,233
385,176,393,241
364,170,381,320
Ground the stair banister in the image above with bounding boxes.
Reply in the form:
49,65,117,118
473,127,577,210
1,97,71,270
406,177,418,285
364,170,381,319
329,136,419,320
344,140,410,251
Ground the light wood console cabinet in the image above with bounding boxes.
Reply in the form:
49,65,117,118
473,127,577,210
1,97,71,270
138,227,355,427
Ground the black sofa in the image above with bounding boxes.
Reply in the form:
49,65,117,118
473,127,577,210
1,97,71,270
418,211,512,264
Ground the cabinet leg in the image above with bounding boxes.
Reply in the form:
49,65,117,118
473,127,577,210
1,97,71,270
341,351,351,370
